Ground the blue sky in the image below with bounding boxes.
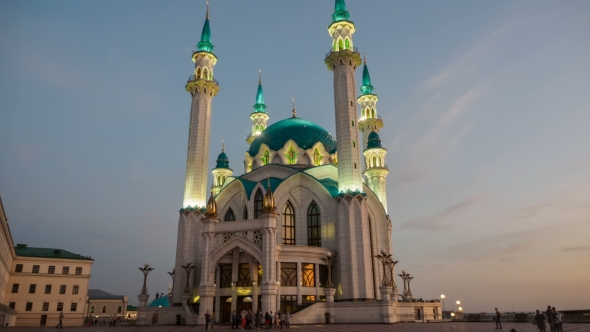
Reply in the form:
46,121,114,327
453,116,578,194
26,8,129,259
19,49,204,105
1,1,589,312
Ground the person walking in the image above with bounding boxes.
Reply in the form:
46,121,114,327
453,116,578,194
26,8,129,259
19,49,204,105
205,310,212,331
284,312,290,329
265,311,271,329
546,306,554,332
211,312,216,330
534,309,547,332
55,311,64,329
554,308,563,332
495,307,502,329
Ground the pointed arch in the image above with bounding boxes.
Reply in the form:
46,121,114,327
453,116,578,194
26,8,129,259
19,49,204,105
224,208,236,221
283,201,295,245
373,157,376,168
307,201,321,247
345,37,350,50
261,150,270,165
338,38,344,51
254,189,264,218
203,67,209,80
196,67,202,79
243,205,248,219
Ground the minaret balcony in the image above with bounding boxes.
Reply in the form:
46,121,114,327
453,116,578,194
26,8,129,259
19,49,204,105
325,46,359,58
187,75,220,87
186,75,220,95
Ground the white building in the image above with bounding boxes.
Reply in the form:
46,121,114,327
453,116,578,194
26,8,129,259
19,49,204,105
139,0,441,325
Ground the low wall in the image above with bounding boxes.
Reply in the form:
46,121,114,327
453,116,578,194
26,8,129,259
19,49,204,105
136,306,187,326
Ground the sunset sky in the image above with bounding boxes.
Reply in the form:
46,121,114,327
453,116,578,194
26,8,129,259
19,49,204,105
1,1,589,312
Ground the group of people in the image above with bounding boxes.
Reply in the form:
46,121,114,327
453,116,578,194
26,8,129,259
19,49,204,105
223,309,290,330
533,306,563,332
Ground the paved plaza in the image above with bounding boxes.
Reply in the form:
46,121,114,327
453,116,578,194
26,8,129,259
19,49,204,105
6,323,589,332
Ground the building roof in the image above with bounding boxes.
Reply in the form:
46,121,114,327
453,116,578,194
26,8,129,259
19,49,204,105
332,0,351,22
14,244,93,261
366,131,383,150
147,296,170,307
248,117,337,157
215,151,230,169
88,289,126,300
197,10,214,52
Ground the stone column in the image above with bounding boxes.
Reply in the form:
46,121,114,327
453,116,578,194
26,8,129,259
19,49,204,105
231,250,239,313
315,263,320,299
138,294,149,307
197,217,218,325
323,288,336,323
379,285,395,323
197,285,216,325
259,211,278,314
296,262,302,305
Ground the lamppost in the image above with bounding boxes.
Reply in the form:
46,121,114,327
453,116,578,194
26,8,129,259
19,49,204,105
168,268,175,294
320,252,336,288
441,294,446,318
374,249,391,286
139,263,154,295
181,262,195,294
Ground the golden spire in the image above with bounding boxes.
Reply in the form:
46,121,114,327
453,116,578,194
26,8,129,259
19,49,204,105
259,69,262,84
262,175,276,213
205,182,217,218
291,96,296,118
206,0,210,19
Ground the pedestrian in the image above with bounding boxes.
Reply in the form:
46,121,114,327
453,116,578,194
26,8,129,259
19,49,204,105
284,312,290,329
265,311,271,329
205,310,211,331
546,306,554,332
495,307,502,329
255,309,262,329
274,311,279,329
534,309,546,332
231,310,237,329
211,312,216,330
552,307,562,332
241,309,247,329
55,311,64,329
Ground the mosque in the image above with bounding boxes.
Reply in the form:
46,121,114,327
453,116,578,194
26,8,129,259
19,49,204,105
138,0,442,325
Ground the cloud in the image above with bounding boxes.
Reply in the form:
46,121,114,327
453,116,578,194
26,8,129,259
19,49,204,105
562,245,590,253
400,195,485,231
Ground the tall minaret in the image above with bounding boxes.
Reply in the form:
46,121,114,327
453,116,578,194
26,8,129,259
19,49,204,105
325,0,363,193
183,5,220,208
363,131,389,212
357,56,384,150
246,71,269,145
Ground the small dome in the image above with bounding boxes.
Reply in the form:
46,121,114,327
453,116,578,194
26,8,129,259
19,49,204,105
248,117,337,157
366,131,383,150
215,151,230,169
147,296,170,308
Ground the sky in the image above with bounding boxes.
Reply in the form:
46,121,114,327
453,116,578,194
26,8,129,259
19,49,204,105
1,0,589,313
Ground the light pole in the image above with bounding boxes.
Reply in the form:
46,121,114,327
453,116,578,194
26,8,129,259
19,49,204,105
441,294,446,318
139,264,154,295
181,262,195,294
320,252,336,288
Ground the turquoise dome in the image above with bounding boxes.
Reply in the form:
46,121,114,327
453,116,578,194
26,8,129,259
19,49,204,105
147,296,170,308
215,151,230,169
366,131,383,150
248,117,337,157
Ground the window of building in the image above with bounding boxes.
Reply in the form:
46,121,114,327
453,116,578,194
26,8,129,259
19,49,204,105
25,302,33,311
32,265,40,273
301,263,315,287
11,284,19,293
101,305,107,314
57,302,63,311
72,285,79,295
45,284,52,294
307,201,321,247
285,146,297,164
42,302,49,311
319,265,328,287
224,208,235,221
282,201,295,245
29,284,36,294
280,262,297,286
48,266,55,274
62,266,69,274
71,303,77,312
237,263,251,287
219,264,232,288
90,306,95,314
261,150,270,165
280,295,297,314
15,264,23,273
117,306,122,314
8,302,15,310
254,189,263,218
59,285,66,294
258,264,263,285
313,148,322,166
243,206,248,219
75,267,82,275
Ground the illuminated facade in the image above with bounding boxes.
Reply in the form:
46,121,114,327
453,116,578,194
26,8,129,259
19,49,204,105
149,0,441,326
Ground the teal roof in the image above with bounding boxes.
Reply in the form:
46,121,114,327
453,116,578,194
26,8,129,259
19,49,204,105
253,82,267,113
215,151,231,169
197,13,214,53
147,296,170,308
248,117,337,157
236,176,283,199
15,244,93,261
318,178,339,197
332,0,351,22
361,62,374,95
366,131,383,150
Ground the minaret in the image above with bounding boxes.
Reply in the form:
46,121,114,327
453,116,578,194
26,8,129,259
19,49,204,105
325,0,363,193
247,70,269,144
212,141,233,195
183,4,220,208
363,131,389,212
357,56,384,150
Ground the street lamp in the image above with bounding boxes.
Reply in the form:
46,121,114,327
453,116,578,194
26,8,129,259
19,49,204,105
181,262,195,294
441,294,445,318
138,264,154,295
458,307,463,311
456,300,461,305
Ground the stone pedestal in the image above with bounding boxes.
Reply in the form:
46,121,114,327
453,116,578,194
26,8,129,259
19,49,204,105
138,294,150,307
197,286,216,325
379,285,395,323
323,287,336,303
392,288,399,303
260,283,279,315
380,285,392,301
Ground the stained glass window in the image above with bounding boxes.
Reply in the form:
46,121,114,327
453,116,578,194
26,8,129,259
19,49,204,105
302,263,315,287
307,201,321,247
285,146,297,165
280,263,297,286
313,149,322,166
262,150,270,165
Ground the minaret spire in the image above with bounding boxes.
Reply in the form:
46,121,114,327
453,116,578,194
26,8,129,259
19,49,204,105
197,1,214,53
291,96,296,118
358,53,384,150
247,71,270,145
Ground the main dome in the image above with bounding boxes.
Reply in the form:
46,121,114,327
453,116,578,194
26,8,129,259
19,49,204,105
248,117,337,156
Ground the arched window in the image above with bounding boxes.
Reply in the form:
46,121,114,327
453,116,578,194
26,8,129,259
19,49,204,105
378,157,382,167
243,205,248,219
345,38,350,50
283,201,295,245
307,201,321,247
338,39,343,51
313,148,322,166
196,67,202,79
285,146,297,165
117,306,122,314
203,67,209,80
209,70,213,80
373,157,376,168
362,108,365,117
254,189,264,218
89,306,95,314
101,306,107,314
372,108,376,118
225,208,236,221
261,150,270,165
333,40,338,51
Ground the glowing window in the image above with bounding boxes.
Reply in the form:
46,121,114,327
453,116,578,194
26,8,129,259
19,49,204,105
313,149,322,166
261,150,270,165
285,146,298,165
345,38,350,50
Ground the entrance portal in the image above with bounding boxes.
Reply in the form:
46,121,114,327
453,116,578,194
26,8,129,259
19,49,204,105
236,296,252,313
220,296,232,324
